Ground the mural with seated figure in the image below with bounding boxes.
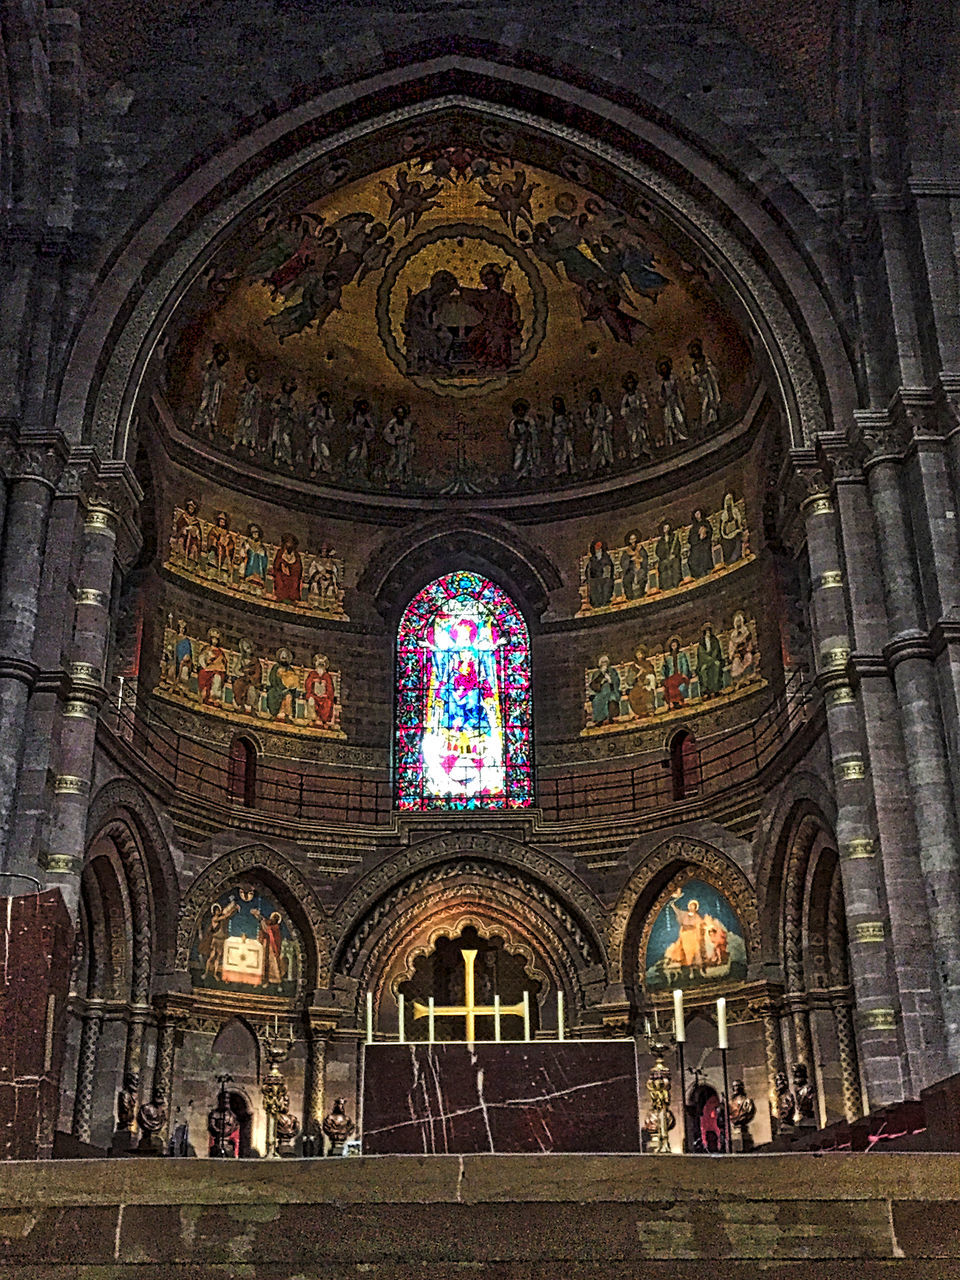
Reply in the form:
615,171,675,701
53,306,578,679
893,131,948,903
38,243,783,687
155,616,345,738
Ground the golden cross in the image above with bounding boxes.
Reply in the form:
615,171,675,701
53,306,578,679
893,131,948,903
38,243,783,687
412,949,526,1041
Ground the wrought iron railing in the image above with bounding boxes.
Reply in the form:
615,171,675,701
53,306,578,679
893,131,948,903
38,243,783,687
100,668,813,827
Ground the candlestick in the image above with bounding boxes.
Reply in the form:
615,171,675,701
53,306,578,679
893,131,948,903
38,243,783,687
523,991,531,1042
365,992,373,1045
673,989,685,1043
557,990,565,1042
398,993,405,1044
721,1046,732,1154
717,997,728,1050
494,994,501,1043
677,1038,688,1153
428,996,435,1044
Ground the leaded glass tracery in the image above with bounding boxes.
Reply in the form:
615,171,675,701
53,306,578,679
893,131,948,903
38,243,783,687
396,572,533,810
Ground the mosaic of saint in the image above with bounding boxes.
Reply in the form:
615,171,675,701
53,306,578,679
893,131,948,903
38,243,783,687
155,616,345,739
166,499,347,620
191,884,300,997
396,572,533,811
582,610,764,736
644,880,747,991
579,493,752,616
167,138,755,495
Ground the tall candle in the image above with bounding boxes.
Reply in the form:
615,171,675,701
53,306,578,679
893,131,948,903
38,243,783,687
428,996,435,1044
557,990,565,1042
274,1013,279,1037
494,994,501,1043
397,993,405,1044
673,988,685,1043
644,1016,652,1039
717,997,728,1050
365,991,373,1045
523,991,531,1042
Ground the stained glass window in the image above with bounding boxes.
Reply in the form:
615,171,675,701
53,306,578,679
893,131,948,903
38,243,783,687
396,572,533,810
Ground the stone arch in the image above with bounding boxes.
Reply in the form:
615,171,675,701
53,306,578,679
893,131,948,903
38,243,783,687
59,58,853,466
607,835,761,996
85,778,180,968
360,515,562,626
332,832,607,977
340,869,591,1028
176,844,331,989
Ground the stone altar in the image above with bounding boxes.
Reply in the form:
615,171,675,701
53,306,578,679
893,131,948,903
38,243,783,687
361,1040,642,1154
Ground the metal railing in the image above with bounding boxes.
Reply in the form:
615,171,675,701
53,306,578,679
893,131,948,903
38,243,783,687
100,668,813,827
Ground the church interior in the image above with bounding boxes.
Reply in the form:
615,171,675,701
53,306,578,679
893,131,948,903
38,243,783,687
2,0,960,1272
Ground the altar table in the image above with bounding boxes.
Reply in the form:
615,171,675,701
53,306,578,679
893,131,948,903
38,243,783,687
360,1040,643,1154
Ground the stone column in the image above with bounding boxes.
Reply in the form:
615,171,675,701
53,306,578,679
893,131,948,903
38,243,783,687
793,459,909,1103
760,1003,785,1129
123,1003,152,1091
855,429,960,1067
0,441,65,871
71,1000,105,1144
825,431,950,1091
304,1013,338,1148
43,499,120,908
828,990,863,1124
783,993,815,1083
150,1004,185,1144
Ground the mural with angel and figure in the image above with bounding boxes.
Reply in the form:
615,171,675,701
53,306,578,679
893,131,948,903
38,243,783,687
643,880,748,991
191,884,300,997
164,128,758,496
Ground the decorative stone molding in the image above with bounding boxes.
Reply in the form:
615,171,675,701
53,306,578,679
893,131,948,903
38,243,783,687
854,921,886,944
606,837,761,987
841,838,876,861
332,832,606,967
175,843,332,987
853,410,910,465
859,1006,897,1032
883,630,935,669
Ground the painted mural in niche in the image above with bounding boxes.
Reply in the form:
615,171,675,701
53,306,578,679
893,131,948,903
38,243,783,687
191,884,300,996
582,610,764,736
644,880,748,991
155,616,345,738
578,493,752,617
167,134,756,496
166,499,347,620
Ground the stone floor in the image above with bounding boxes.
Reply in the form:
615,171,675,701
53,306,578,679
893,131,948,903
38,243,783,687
1,1153,960,1277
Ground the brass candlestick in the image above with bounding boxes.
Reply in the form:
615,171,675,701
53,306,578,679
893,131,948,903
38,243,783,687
260,1039,291,1160
643,1040,677,1154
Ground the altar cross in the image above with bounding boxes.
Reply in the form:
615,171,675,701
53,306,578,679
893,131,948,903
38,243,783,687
412,949,528,1041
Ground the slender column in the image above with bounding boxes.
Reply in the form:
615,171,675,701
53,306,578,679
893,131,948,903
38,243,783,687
761,1004,785,1133
151,1006,185,1144
828,991,863,1123
44,500,119,906
785,995,815,1082
858,442,960,1064
71,1001,105,1144
796,463,909,1103
0,444,65,869
123,1004,151,1089
304,1013,337,1147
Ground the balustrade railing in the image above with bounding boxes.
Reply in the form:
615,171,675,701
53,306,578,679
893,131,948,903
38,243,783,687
100,668,813,827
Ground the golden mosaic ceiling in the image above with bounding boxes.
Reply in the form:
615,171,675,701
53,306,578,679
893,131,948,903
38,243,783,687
165,145,758,496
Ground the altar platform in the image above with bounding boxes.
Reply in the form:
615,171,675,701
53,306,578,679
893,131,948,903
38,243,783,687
3,1153,960,1276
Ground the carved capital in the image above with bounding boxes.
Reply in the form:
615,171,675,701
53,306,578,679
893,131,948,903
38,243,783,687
852,410,910,465
816,433,865,486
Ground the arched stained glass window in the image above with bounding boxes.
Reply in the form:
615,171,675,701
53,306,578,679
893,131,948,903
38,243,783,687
396,572,533,811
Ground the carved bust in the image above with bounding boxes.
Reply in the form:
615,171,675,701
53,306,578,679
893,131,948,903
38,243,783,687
792,1062,816,1122
322,1097,355,1147
774,1071,795,1127
137,1087,167,1135
728,1078,756,1129
117,1070,139,1130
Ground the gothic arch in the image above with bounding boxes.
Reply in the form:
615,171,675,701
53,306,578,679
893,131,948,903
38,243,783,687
332,832,607,974
176,844,331,988
607,835,761,994
59,58,853,468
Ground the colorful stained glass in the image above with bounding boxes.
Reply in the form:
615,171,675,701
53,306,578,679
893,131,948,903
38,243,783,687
396,572,533,810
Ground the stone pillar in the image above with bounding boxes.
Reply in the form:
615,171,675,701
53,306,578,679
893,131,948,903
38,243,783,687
71,1001,105,1144
760,1003,784,1130
43,499,121,909
0,441,65,871
824,432,950,1091
151,1004,185,1144
854,430,960,1066
793,459,909,1103
828,991,863,1124
304,1013,338,1149
123,1004,152,1091
784,994,815,1084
